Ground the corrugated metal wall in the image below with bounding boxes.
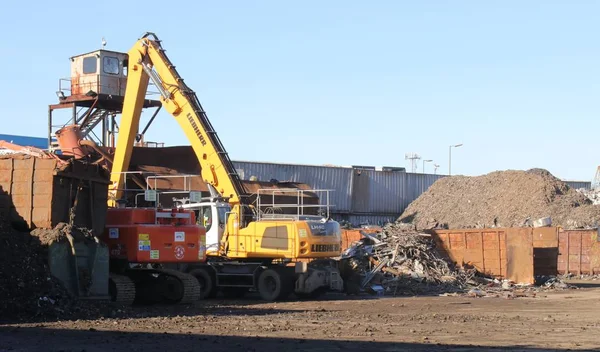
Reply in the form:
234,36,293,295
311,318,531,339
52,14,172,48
0,134,48,149
565,181,591,190
232,161,353,212
346,214,398,226
232,161,444,226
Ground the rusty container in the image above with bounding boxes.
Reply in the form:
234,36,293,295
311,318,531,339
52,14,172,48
0,154,110,233
558,229,600,275
55,124,88,159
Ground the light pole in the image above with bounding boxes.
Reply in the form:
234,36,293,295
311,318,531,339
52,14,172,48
422,159,433,174
448,143,463,175
433,164,440,175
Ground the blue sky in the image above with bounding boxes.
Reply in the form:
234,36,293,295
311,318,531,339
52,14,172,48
1,1,598,181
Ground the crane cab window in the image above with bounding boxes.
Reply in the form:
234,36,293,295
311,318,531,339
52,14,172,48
217,206,230,226
83,57,97,74
200,207,213,231
103,56,120,75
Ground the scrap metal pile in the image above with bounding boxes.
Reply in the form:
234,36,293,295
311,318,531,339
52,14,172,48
340,222,576,297
399,169,600,230
341,222,475,295
577,187,600,205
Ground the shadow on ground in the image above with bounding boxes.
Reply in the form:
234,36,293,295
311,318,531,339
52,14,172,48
0,292,380,325
567,282,600,289
0,326,593,352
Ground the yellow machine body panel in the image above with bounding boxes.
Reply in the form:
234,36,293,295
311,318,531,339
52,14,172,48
224,207,341,259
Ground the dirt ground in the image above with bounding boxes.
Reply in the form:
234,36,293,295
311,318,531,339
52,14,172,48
1,281,599,352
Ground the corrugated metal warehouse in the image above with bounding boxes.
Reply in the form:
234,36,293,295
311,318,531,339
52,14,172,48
565,181,592,190
232,160,445,226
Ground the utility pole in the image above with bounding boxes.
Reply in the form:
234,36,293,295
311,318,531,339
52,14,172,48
448,143,463,175
434,164,440,175
405,153,421,173
422,159,433,174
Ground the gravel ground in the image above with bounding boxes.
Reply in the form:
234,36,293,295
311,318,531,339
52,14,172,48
2,284,600,352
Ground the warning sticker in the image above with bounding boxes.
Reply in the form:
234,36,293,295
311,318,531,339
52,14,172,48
298,229,308,238
174,245,185,260
109,228,119,239
138,240,151,251
174,231,185,242
138,234,150,241
198,245,206,260
150,250,160,260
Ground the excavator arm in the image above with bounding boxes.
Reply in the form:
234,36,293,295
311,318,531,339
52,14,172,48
109,33,246,206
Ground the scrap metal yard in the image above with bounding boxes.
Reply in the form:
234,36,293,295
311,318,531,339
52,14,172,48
2,153,600,351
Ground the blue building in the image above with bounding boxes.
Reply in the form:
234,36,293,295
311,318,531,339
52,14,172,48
0,134,47,149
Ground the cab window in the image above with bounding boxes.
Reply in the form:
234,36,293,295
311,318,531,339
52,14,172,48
83,57,97,74
103,56,120,75
200,207,213,231
217,206,229,226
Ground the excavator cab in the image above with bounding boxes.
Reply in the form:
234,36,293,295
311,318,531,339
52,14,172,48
175,197,231,255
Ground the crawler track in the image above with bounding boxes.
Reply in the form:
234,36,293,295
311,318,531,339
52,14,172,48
157,269,201,304
109,274,136,305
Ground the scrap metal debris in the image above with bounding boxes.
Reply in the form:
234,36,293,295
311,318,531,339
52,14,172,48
340,222,475,295
340,222,577,298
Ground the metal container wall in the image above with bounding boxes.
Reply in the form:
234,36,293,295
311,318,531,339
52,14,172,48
558,229,600,275
232,161,353,213
565,181,591,190
0,155,109,234
432,228,534,284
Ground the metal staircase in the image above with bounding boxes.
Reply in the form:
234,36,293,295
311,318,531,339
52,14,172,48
79,108,110,137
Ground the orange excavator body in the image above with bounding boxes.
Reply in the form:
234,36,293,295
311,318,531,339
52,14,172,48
102,208,206,263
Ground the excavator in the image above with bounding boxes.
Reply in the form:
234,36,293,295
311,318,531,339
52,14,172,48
105,32,344,301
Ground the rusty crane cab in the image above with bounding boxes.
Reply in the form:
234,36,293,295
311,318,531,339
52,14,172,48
68,49,129,98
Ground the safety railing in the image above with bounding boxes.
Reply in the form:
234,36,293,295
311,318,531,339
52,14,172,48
110,171,204,209
57,77,162,99
255,188,334,221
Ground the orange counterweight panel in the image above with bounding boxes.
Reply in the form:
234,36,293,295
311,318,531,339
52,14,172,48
103,208,207,263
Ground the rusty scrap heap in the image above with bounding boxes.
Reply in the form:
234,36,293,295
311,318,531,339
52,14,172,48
0,218,72,320
400,168,600,230
341,222,474,295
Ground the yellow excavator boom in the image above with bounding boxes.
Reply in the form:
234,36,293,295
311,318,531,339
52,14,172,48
109,33,245,206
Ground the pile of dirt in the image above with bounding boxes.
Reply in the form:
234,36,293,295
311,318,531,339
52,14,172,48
0,219,74,320
399,169,600,230
0,219,108,322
